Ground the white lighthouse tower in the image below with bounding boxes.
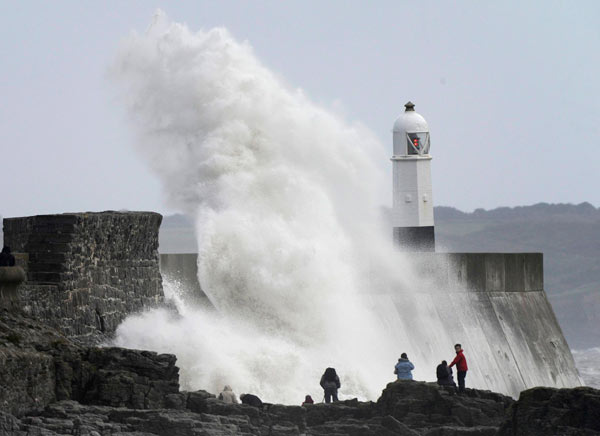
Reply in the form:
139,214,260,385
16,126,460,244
391,101,435,251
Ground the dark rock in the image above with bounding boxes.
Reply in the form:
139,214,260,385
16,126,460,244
304,402,375,427
72,347,179,410
0,309,69,416
377,380,511,432
2,378,598,436
380,415,420,435
0,310,180,416
423,426,499,436
2,308,598,435
165,393,187,410
0,411,22,435
185,390,216,414
498,386,600,435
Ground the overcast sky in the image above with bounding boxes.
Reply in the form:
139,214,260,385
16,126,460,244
1,1,599,218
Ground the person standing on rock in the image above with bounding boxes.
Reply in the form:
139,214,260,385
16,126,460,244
449,344,468,393
320,367,341,403
218,385,239,404
436,360,456,387
394,353,415,380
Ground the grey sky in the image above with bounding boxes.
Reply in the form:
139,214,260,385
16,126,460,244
1,1,599,218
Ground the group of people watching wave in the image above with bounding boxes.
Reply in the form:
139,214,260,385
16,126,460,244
216,367,342,408
217,345,468,408
395,344,468,393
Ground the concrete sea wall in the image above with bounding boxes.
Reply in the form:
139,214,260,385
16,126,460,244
159,253,212,307
2,212,164,343
367,253,582,397
159,252,582,398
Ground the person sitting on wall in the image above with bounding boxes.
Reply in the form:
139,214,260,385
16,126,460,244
218,385,239,404
0,246,16,267
394,353,415,380
302,395,314,406
320,367,341,403
449,344,468,393
436,360,457,387
240,393,263,408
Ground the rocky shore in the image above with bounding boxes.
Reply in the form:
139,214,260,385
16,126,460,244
1,309,599,436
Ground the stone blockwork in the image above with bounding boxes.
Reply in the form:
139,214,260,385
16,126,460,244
3,212,164,343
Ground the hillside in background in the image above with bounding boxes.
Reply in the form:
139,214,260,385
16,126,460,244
434,202,599,349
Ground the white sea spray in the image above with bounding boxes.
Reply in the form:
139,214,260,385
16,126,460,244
110,11,417,403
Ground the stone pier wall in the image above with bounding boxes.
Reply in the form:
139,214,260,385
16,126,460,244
365,252,582,397
159,253,212,307
2,212,164,343
159,251,582,398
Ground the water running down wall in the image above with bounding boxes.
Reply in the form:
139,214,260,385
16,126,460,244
157,252,581,399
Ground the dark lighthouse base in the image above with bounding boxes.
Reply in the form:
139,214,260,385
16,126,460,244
393,226,435,252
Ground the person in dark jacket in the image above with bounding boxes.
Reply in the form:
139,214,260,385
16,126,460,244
449,344,468,393
240,393,263,407
0,246,16,267
394,353,415,380
436,360,456,387
320,367,341,403
302,395,314,406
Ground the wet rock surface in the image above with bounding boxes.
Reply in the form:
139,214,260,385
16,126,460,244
0,309,179,417
1,397,505,436
1,310,599,435
498,386,600,435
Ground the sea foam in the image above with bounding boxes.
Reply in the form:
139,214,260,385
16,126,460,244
111,11,419,403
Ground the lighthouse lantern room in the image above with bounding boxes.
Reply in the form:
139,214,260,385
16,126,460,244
391,102,435,251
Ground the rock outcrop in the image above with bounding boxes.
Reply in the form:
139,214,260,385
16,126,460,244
0,307,516,435
498,386,600,435
2,212,164,344
1,309,599,435
377,379,512,433
0,309,178,417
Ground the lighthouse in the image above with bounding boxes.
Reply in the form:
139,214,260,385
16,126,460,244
391,102,435,251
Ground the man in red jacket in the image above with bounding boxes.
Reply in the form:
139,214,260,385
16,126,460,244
449,343,468,393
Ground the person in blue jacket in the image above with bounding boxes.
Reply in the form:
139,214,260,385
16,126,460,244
394,353,415,380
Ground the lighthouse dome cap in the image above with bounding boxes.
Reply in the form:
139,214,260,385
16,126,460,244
393,101,429,133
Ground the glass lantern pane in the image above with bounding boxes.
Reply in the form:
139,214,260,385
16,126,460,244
406,132,429,155
422,133,430,154
406,133,420,155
